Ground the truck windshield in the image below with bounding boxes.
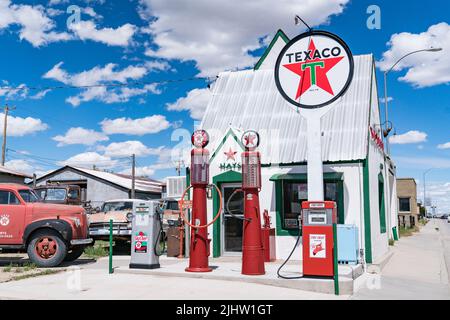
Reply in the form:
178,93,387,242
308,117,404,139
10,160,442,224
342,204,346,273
18,189,41,203
44,188,67,201
102,202,133,212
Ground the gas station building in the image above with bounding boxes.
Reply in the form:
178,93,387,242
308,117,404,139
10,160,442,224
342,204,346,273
197,30,398,264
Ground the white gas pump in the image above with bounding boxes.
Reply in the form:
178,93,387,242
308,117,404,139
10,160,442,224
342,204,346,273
129,200,163,269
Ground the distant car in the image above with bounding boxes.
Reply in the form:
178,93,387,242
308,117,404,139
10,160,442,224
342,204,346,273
88,199,160,245
447,215,450,223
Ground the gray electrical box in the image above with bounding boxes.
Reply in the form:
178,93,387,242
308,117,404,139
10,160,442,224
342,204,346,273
129,200,161,269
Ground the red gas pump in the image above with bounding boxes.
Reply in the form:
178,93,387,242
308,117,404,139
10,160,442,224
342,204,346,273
180,130,222,272
240,130,265,275
301,201,337,277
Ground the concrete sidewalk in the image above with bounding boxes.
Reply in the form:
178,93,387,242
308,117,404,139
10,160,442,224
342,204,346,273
353,219,450,300
113,256,363,295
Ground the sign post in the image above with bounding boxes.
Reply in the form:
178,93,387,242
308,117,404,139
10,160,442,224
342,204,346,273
274,30,353,285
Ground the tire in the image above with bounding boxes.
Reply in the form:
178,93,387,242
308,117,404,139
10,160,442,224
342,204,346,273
27,229,67,268
64,246,85,262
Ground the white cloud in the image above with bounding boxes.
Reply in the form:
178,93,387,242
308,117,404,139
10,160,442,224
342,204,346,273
389,130,427,144
379,96,393,103
4,159,34,175
43,62,160,106
138,0,349,76
378,22,449,87
52,127,109,146
0,82,28,100
101,141,163,158
167,88,212,120
69,20,136,47
30,89,51,100
120,166,155,177
437,142,450,150
0,115,48,137
417,181,450,214
100,115,171,135
59,151,118,169
394,156,450,169
0,0,72,47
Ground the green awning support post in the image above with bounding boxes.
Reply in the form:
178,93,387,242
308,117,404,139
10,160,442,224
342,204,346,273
333,223,339,295
109,219,113,274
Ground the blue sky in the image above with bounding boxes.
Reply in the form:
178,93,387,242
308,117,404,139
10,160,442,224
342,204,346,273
0,0,449,211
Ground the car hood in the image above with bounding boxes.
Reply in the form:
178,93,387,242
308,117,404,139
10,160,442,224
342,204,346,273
89,211,129,224
30,202,84,215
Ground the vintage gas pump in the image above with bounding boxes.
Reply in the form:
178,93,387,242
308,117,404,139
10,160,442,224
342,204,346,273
129,200,162,269
301,201,337,277
180,130,222,272
240,130,265,275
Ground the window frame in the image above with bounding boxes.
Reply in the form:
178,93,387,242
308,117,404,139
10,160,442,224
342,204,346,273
398,197,411,212
272,174,344,236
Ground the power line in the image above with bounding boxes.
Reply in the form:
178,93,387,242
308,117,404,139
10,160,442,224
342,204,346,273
0,76,213,93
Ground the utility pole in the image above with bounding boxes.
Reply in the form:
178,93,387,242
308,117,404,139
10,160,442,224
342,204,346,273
2,104,14,166
175,159,184,176
131,154,136,199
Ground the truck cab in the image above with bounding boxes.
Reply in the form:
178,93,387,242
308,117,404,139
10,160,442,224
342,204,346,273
35,184,82,206
0,184,92,267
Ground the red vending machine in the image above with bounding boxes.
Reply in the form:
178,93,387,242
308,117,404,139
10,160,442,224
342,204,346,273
301,201,337,277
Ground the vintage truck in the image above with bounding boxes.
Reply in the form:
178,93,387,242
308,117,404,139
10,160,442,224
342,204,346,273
0,184,92,267
34,183,94,214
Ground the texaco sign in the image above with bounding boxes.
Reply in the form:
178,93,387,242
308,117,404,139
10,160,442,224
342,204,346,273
275,30,354,109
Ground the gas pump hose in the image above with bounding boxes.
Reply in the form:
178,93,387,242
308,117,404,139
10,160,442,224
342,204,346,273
154,207,165,256
276,216,303,279
225,189,251,222
179,184,223,229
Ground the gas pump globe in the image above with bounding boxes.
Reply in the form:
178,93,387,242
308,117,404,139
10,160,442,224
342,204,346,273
191,149,209,185
242,152,261,189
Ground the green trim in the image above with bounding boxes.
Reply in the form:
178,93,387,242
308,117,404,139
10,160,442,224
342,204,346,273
337,180,345,224
378,172,386,234
392,226,398,241
270,172,343,181
333,223,339,295
273,174,345,236
261,159,364,168
254,29,289,70
209,128,245,163
363,158,373,263
212,170,242,257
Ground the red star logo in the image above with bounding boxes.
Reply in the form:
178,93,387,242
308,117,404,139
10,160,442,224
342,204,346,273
244,133,256,147
224,147,237,161
283,39,344,100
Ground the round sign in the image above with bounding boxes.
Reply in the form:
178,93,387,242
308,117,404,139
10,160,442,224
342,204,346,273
274,30,354,109
241,130,260,150
191,129,209,148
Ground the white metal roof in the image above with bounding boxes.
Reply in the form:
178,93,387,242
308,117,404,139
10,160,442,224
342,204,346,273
0,165,33,178
72,167,163,193
201,54,375,164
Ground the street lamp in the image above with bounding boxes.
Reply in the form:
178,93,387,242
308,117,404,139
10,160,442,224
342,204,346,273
383,47,442,154
423,168,433,217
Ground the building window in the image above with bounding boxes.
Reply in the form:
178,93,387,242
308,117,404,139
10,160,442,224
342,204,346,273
281,181,340,230
399,197,411,212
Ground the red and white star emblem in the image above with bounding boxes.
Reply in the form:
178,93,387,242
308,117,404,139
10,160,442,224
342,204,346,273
282,39,344,100
224,147,237,161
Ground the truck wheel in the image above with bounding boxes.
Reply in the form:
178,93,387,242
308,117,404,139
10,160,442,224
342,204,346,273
64,246,85,262
27,229,67,268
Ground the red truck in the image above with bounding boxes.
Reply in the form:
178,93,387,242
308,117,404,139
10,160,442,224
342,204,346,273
0,184,92,267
